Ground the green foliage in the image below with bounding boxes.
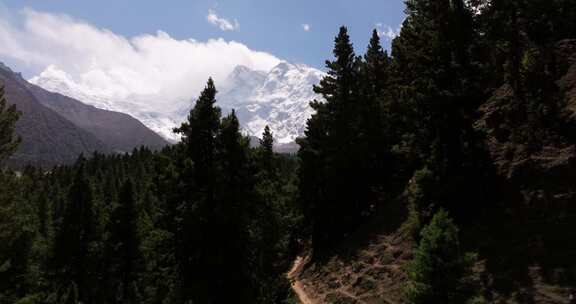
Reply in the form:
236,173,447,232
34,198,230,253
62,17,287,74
105,180,142,303
406,167,437,211
1,0,575,302
259,125,275,177
171,79,299,303
51,163,101,301
0,136,301,303
298,26,362,250
299,25,400,253
0,85,21,164
466,295,489,304
405,209,476,304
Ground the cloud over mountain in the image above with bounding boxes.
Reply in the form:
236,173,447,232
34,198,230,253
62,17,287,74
0,8,280,112
0,8,326,145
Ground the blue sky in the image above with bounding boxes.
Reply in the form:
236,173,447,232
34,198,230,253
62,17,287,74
0,0,406,70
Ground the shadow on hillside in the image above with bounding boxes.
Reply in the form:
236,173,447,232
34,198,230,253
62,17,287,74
463,194,576,303
313,194,410,265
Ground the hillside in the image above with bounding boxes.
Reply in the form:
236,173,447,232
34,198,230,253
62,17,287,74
290,39,576,304
0,63,168,166
0,63,109,166
289,198,413,304
26,83,167,153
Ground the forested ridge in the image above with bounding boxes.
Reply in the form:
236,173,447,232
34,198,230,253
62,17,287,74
1,0,576,303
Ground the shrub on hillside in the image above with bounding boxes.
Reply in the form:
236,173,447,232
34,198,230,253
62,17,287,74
405,209,476,304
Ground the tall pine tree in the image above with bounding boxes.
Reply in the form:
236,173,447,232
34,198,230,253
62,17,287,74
259,125,275,177
359,29,396,196
214,110,255,303
173,78,222,303
298,26,364,252
363,29,390,98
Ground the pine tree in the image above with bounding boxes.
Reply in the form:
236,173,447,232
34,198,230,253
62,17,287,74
406,209,476,303
259,125,275,177
363,29,390,98
254,125,301,302
314,26,359,119
0,85,21,164
214,110,254,302
174,77,221,198
173,78,224,303
0,85,27,301
359,29,396,191
391,0,491,219
476,0,524,92
298,26,364,252
219,110,247,181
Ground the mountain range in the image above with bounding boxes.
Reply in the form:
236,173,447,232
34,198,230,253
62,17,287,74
0,62,168,167
30,62,326,145
0,59,324,166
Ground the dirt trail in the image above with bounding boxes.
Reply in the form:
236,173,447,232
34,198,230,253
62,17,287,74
287,256,314,304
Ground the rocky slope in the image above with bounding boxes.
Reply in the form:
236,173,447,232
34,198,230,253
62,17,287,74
30,62,325,145
292,197,413,304
468,39,576,304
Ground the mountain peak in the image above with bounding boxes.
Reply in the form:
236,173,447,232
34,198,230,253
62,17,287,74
0,62,12,73
219,62,326,144
274,61,292,70
231,65,253,75
270,61,302,75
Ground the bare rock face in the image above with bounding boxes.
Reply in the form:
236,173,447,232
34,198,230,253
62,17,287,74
555,39,576,72
558,40,576,122
476,39,576,212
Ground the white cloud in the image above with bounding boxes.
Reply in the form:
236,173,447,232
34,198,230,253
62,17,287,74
376,23,402,40
206,9,239,31
0,8,280,112
302,24,311,32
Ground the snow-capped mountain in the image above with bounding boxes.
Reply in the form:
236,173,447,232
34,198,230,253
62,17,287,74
29,62,325,144
218,62,325,144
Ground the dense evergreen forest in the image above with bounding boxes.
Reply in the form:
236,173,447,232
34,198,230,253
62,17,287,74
1,0,576,303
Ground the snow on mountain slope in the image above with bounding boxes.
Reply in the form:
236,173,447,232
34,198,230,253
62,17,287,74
29,65,187,142
219,62,325,143
29,62,325,144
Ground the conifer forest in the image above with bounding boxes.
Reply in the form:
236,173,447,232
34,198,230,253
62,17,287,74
1,0,576,303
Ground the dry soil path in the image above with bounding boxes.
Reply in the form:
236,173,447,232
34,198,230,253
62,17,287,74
287,256,315,304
